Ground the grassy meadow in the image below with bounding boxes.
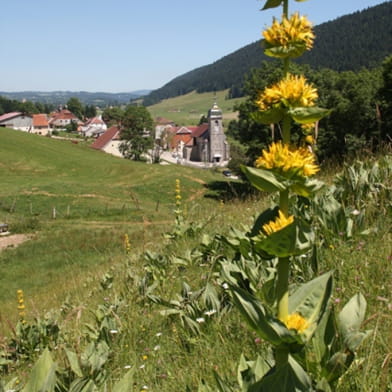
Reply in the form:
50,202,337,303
0,128,229,319
147,89,245,126
0,127,391,391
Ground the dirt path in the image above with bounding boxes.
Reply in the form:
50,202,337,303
0,234,30,251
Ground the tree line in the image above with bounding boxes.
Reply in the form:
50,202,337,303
0,96,97,121
143,1,392,106
227,56,392,170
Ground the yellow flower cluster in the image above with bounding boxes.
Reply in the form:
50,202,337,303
256,74,318,111
17,289,26,321
124,233,131,254
263,13,315,54
255,141,319,177
263,210,294,236
175,179,181,208
284,312,309,333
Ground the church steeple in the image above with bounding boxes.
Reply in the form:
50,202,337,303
207,99,227,163
208,100,222,121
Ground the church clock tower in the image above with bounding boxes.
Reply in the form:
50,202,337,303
208,101,228,163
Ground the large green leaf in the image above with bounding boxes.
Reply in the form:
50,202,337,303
237,354,274,390
65,349,84,378
264,41,308,59
241,166,287,193
338,293,370,351
21,348,57,392
289,271,333,341
338,293,366,336
288,107,332,124
290,178,325,198
311,306,335,365
112,368,135,392
251,107,285,124
253,214,314,258
249,355,312,391
261,0,283,10
231,286,296,346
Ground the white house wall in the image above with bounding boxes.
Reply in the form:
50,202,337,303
103,140,123,157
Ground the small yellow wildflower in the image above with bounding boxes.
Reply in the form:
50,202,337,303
263,13,315,56
123,233,131,254
255,141,319,177
256,74,318,111
284,313,309,333
16,289,26,321
262,210,294,236
142,355,148,361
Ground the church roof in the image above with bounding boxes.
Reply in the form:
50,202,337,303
192,123,209,138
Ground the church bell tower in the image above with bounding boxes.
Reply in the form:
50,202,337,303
208,101,227,163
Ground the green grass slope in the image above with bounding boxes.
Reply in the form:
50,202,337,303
0,128,225,315
1,128,391,391
147,89,244,126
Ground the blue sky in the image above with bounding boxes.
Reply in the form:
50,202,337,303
0,0,388,92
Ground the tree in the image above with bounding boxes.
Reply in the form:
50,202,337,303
102,107,124,126
378,55,392,142
312,67,382,160
67,97,84,120
85,105,97,118
65,120,78,133
119,105,154,161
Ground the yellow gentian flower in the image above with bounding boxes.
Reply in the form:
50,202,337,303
256,74,318,111
263,13,315,57
284,313,309,333
255,141,319,177
262,210,294,236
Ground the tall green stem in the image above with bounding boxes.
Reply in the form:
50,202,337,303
283,0,289,17
275,0,291,368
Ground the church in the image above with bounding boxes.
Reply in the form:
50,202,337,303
155,102,230,165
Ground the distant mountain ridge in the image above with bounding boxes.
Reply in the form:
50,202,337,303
0,90,151,107
143,1,392,106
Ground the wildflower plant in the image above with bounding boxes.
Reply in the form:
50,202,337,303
225,0,371,390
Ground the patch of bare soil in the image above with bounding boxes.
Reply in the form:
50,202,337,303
0,234,30,251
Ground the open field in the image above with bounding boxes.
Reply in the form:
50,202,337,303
0,127,391,391
0,128,232,319
147,89,245,126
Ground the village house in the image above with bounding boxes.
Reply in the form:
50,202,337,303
32,114,49,134
48,109,82,130
90,126,123,157
80,115,107,138
0,112,33,131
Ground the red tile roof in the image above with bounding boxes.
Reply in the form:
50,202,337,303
192,123,209,138
33,114,48,127
49,109,79,124
171,134,194,148
91,126,120,150
84,116,105,126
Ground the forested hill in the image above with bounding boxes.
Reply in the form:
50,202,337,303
143,1,392,106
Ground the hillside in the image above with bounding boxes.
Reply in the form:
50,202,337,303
1,126,391,390
147,89,245,126
0,90,151,107
143,1,392,105
0,128,223,307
